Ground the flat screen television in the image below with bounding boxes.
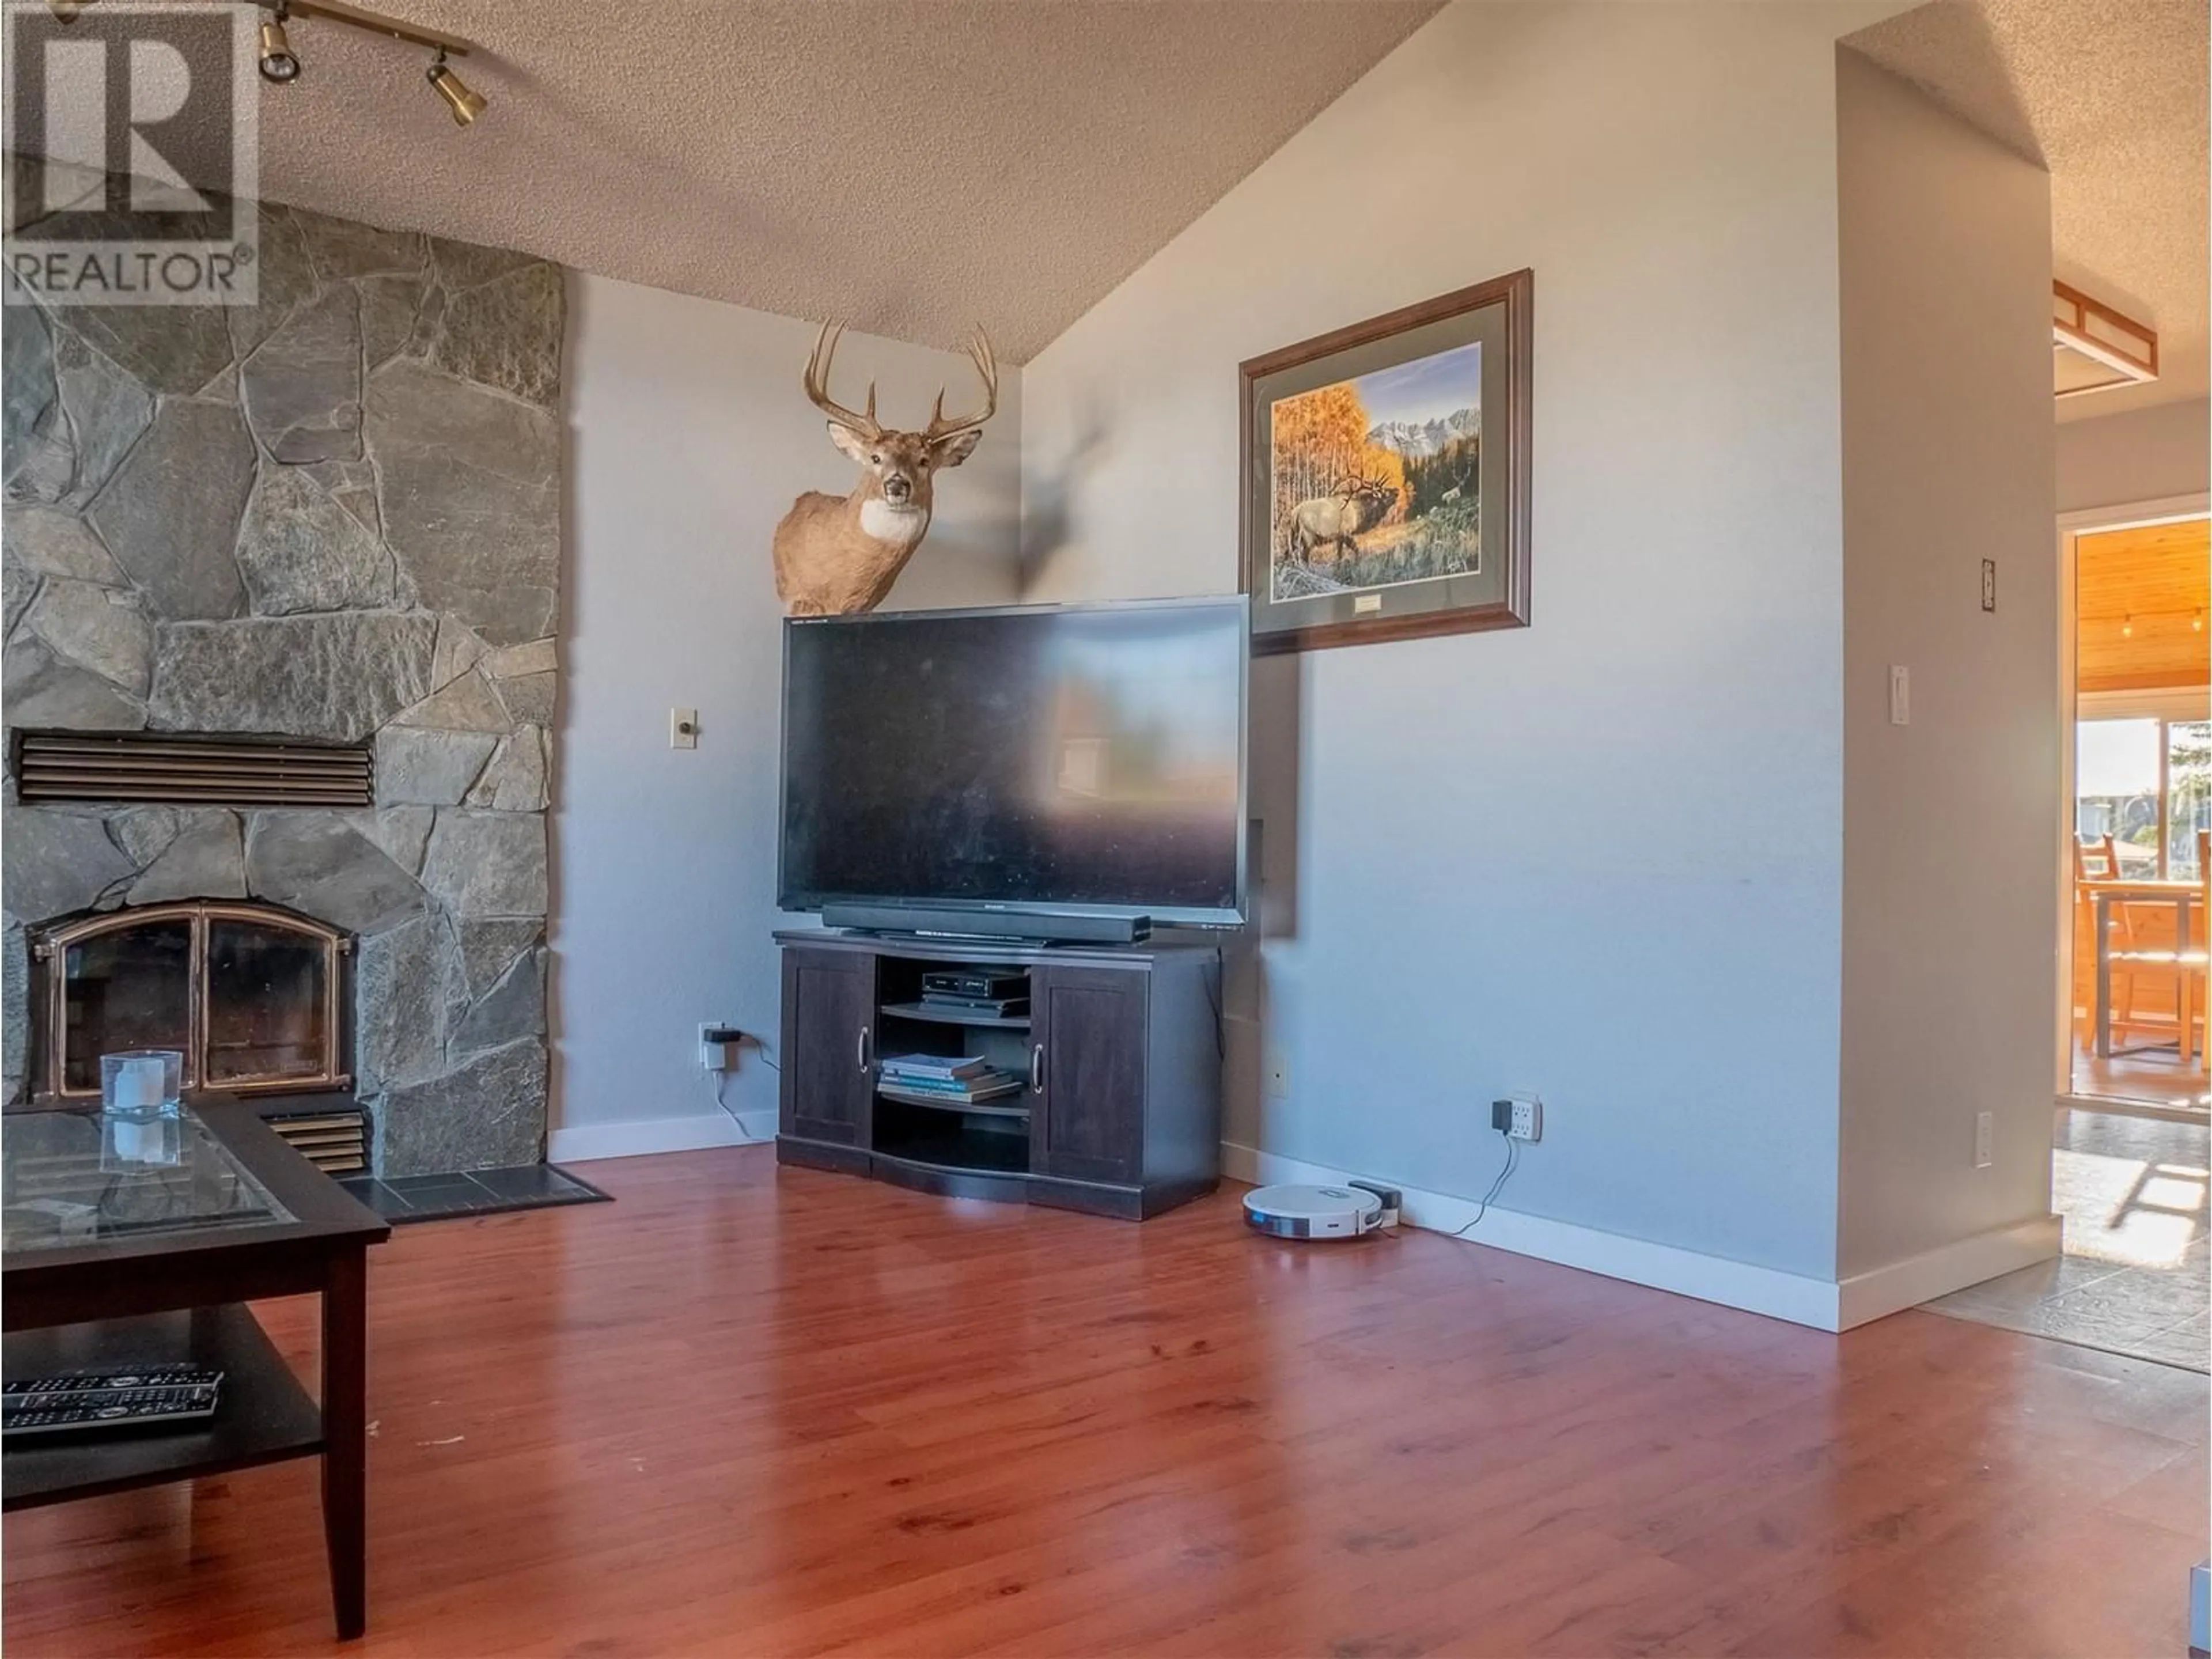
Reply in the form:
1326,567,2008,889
779,596,1249,929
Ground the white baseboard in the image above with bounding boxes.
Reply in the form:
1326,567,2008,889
1221,1141,1846,1330
1221,1142,2065,1332
1835,1214,2063,1330
548,1109,773,1164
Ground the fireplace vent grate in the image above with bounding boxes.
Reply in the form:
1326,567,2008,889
266,1108,368,1175
13,730,374,807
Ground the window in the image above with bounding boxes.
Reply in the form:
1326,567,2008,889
2077,714,2212,880
2171,721,2212,878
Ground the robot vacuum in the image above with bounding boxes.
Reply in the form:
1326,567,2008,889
1243,1183,1389,1240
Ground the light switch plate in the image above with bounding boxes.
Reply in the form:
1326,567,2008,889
1888,666,1910,726
670,707,698,749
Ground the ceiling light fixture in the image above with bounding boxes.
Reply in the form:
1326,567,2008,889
2053,281,2158,400
259,5,301,82
244,0,483,125
426,52,486,127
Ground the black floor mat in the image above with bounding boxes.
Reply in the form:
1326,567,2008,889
338,1163,611,1224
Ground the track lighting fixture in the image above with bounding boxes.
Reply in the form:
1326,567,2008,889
426,51,485,126
241,1,484,126
259,5,301,82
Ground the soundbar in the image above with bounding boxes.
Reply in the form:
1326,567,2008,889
821,903,1152,946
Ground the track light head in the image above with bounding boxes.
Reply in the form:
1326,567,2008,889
427,55,484,126
48,0,89,20
259,12,301,84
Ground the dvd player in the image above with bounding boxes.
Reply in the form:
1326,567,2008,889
922,970,1028,1000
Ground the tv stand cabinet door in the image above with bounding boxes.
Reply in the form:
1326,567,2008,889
781,946,876,1147
1029,964,1146,1186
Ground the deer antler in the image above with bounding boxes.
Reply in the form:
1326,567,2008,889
923,326,999,441
803,321,882,440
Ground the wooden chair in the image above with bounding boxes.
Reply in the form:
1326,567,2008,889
2074,835,2158,1047
2188,830,2211,1071
2073,832,2124,882
2104,832,2209,1062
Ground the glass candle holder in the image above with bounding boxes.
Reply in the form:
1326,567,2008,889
100,1048,183,1120
102,1111,184,1169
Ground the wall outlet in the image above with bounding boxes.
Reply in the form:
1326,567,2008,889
1492,1096,1542,1142
1264,1050,1290,1099
1974,1109,1993,1169
700,1022,742,1073
670,707,699,749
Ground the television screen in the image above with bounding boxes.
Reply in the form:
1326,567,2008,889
780,597,1248,925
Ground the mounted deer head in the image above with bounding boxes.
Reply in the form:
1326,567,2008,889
771,321,999,616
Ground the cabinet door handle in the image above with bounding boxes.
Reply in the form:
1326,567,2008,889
856,1025,871,1074
1029,1043,1046,1093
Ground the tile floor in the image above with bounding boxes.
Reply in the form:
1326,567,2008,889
1925,1109,2209,1372
338,1162,610,1224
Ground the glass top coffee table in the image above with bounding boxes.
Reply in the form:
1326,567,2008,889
2,1100,389,1639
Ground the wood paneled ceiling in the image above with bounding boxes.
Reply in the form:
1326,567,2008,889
2076,518,2211,695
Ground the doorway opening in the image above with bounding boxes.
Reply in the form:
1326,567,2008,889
2061,501,2211,1121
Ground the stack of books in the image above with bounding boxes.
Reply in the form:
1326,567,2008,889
878,1053,1025,1104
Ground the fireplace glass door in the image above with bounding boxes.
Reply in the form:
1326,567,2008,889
58,917,194,1093
204,916,332,1086
36,902,350,1100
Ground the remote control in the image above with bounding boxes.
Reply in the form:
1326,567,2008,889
4,1365,223,1399
3,1367,224,1440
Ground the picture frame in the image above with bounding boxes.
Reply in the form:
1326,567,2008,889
1238,268,1531,654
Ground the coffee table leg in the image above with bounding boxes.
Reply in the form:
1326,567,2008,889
322,1247,368,1639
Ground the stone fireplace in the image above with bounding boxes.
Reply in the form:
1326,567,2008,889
2,177,563,1176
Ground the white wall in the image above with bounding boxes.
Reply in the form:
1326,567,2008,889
555,276,1021,1156
1834,53,2059,1290
1022,0,1899,1291
2055,397,2210,516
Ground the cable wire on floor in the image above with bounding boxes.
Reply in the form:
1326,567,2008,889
1450,1136,1520,1237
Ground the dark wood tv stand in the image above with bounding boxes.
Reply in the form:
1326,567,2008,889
773,930,1223,1220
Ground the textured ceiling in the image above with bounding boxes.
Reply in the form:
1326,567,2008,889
99,0,1442,363
1846,0,2211,419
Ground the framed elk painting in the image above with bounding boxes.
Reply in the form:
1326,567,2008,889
1239,268,1531,654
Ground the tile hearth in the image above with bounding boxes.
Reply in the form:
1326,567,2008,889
338,1163,608,1224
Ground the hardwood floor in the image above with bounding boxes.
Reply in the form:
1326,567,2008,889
2071,1035,2212,1116
6,1145,2205,1656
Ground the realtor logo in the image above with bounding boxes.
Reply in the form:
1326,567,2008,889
3,2,259,305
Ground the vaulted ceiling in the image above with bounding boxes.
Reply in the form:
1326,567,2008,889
18,0,2203,399
1847,0,2210,419
138,0,1444,364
